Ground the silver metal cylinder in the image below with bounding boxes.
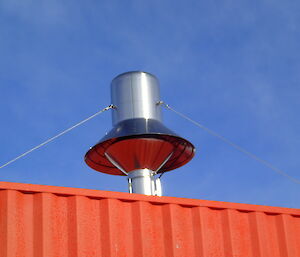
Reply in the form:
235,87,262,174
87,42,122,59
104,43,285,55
111,71,162,126
128,169,162,196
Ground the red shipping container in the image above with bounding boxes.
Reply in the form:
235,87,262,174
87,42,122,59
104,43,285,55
0,181,299,257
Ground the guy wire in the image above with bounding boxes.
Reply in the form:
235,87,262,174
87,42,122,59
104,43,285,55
161,102,300,185
0,105,114,169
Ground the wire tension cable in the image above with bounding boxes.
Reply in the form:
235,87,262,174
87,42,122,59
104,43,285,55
0,105,114,169
160,102,300,185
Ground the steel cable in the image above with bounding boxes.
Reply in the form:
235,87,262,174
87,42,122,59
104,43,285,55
161,102,300,185
0,105,114,169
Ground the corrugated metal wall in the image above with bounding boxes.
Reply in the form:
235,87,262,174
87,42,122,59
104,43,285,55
0,182,299,257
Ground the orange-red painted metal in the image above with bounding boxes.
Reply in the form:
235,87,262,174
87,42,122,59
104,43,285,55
0,181,299,257
106,138,174,172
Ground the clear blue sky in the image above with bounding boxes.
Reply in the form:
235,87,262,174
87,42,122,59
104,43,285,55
1,1,299,208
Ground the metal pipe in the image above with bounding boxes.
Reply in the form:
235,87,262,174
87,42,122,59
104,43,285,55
127,169,162,196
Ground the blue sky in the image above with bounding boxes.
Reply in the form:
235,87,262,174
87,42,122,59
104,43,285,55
0,1,299,208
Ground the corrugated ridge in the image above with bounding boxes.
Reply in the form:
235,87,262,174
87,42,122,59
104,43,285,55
0,183,300,257
0,181,299,215
0,190,8,257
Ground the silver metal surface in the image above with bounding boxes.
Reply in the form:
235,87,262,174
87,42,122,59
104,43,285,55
127,169,162,196
111,71,162,125
85,71,195,196
154,152,173,173
104,152,128,175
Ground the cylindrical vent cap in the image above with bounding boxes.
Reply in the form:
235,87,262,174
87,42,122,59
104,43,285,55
111,71,162,125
